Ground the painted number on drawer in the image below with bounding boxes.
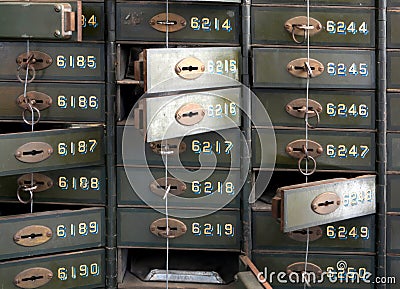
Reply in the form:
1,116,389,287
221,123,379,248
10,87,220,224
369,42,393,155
58,263,100,280
190,17,232,32
58,176,100,190
82,14,98,28
326,225,370,240
326,144,369,158
326,21,369,35
191,140,233,154
57,221,99,238
327,63,368,77
58,95,99,110
192,181,234,195
326,103,368,118
58,140,98,156
56,55,97,69
207,60,237,74
207,103,237,117
191,222,235,237
327,264,370,282
343,191,373,207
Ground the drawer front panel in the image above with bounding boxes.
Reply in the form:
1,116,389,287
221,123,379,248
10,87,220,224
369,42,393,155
117,3,239,43
388,51,400,89
253,48,375,89
0,208,104,261
0,42,104,81
0,166,105,204
0,126,104,176
388,215,400,253
0,249,105,289
82,2,105,41
252,0,374,6
118,208,240,250
388,94,400,131
252,7,374,47
254,129,375,171
388,133,400,171
119,126,241,168
118,166,241,208
253,89,374,129
253,210,375,253
253,253,374,288
387,255,400,289
388,175,400,211
0,82,105,122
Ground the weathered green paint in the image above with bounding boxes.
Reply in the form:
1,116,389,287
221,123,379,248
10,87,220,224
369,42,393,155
253,129,375,171
388,51,400,88
117,208,240,250
388,175,400,211
0,166,105,204
0,42,104,81
0,125,104,176
0,249,105,289
253,203,375,252
82,2,105,41
387,255,400,289
388,215,400,253
0,82,105,122
252,7,374,47
253,89,374,129
388,94,400,130
388,133,400,171
117,166,241,208
253,253,375,288
253,48,375,89
119,125,241,168
117,3,239,43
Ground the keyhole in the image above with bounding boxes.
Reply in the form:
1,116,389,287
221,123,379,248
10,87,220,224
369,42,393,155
23,150,44,156
23,57,43,64
294,229,314,235
182,66,199,71
318,200,334,207
21,233,43,239
157,226,178,231
22,275,44,282
182,111,199,118
23,180,44,186
294,65,315,71
293,147,314,152
157,185,178,190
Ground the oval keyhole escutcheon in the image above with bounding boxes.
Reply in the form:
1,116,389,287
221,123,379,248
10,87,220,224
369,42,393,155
175,103,205,126
287,226,323,242
14,267,53,288
15,142,54,163
149,177,187,196
14,225,53,247
17,91,53,111
150,218,187,239
311,192,341,215
287,58,324,78
175,57,205,80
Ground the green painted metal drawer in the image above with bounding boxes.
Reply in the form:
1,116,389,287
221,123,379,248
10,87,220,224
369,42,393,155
0,248,105,289
388,94,400,131
253,129,375,171
252,0,374,6
388,214,400,253
389,0,400,7
0,42,104,81
251,7,374,47
0,207,104,261
118,125,241,168
388,175,400,211
117,166,241,209
387,254,400,289
388,133,400,171
116,2,239,43
82,2,104,41
0,166,105,205
0,82,105,122
388,51,400,89
117,208,240,250
253,89,374,129
253,252,374,288
252,48,375,89
0,124,104,176
252,202,375,253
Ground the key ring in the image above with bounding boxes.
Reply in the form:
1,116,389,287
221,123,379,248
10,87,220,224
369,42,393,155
291,24,314,44
17,65,36,83
16,184,37,204
22,105,41,125
304,108,320,129
298,154,317,176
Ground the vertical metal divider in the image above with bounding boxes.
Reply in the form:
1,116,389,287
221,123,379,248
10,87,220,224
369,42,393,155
241,0,253,258
377,0,387,287
105,0,117,288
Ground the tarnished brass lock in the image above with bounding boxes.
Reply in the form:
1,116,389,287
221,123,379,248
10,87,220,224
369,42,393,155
150,218,187,239
175,57,205,80
311,192,341,215
14,225,53,247
17,173,54,193
149,140,186,155
16,51,53,71
286,262,323,276
284,16,322,43
175,103,206,126
15,142,54,163
285,98,322,119
286,139,323,159
149,13,187,33
14,267,53,289
287,226,323,242
17,92,52,111
287,58,324,78
149,177,187,196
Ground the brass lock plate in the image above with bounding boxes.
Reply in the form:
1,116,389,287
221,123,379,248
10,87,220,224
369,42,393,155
17,173,54,193
175,103,206,125
0,2,82,41
285,98,322,119
16,51,53,71
286,139,323,159
175,57,206,80
149,140,186,155
279,175,376,232
287,58,324,78
149,13,187,33
150,218,187,239
14,225,53,247
16,91,52,111
14,267,53,289
149,177,187,196
284,16,322,37
15,142,53,163
287,226,323,242
286,262,323,276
